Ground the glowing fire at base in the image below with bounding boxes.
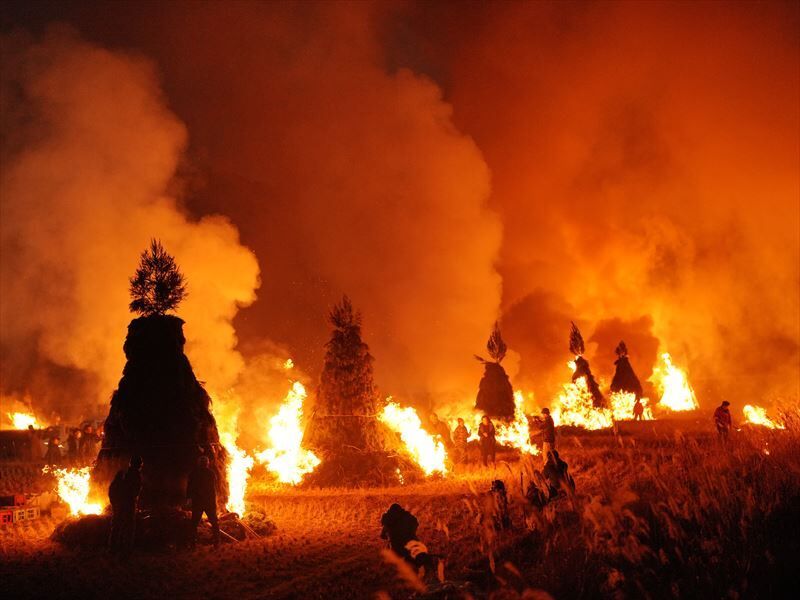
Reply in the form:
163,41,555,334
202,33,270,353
219,429,254,516
7,412,42,430
743,404,785,429
652,353,698,411
43,466,103,516
256,382,320,485
379,400,447,476
551,366,614,430
495,391,539,455
610,391,654,421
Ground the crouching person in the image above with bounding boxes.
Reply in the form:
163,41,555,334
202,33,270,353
109,455,143,557
380,503,436,573
187,455,220,547
543,450,575,499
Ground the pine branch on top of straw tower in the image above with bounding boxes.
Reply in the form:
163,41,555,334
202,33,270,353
475,322,515,420
93,241,228,509
569,322,605,408
303,296,420,486
610,340,644,399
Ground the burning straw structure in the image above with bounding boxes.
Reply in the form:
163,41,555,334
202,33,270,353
474,322,515,420
569,322,605,408
303,296,419,486
610,341,644,400
93,240,228,508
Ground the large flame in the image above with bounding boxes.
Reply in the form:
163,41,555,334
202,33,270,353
743,404,785,430
43,466,103,516
219,428,254,516
379,400,447,476
6,412,42,430
550,362,614,430
494,391,539,455
652,353,698,412
256,381,320,485
609,391,654,421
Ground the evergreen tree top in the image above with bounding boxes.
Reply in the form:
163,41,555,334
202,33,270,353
329,295,361,331
475,321,508,364
569,321,585,356
129,239,187,316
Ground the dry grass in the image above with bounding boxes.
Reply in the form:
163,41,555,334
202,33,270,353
1,423,798,599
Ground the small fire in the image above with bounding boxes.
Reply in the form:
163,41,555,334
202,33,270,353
652,353,698,412
7,412,42,430
219,429,254,516
43,466,103,516
609,391,654,421
495,391,539,455
379,400,447,476
550,363,613,430
283,358,294,370
743,404,785,430
256,381,320,485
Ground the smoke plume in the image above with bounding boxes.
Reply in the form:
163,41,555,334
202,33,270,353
0,28,260,421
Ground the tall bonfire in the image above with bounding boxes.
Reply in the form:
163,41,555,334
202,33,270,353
93,240,228,508
475,322,515,420
303,296,418,486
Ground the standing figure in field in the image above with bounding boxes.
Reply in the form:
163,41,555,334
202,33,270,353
478,415,496,467
633,398,644,421
45,435,61,465
428,413,452,448
187,455,220,547
67,429,81,465
569,322,605,408
543,450,575,499
452,418,470,464
380,503,435,571
714,401,733,440
80,425,100,462
530,408,556,463
108,455,143,557
610,341,644,405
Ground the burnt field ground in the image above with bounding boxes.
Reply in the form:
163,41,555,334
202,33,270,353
2,423,799,600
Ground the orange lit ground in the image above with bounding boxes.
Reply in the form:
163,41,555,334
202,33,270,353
2,425,797,599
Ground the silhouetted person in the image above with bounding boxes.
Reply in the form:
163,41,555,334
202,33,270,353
487,480,511,530
380,503,434,570
526,471,551,510
633,399,644,421
187,455,219,546
452,418,470,464
80,425,100,461
714,401,733,440
530,408,556,462
109,455,143,556
27,425,40,461
478,415,496,467
44,436,61,465
543,450,574,499
67,429,81,464
428,413,452,448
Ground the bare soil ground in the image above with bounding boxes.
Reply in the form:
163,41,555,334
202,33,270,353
2,423,798,599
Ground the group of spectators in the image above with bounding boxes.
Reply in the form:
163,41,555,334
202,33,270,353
37,423,102,465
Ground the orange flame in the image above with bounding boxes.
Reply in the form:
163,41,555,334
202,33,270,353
379,400,448,476
550,362,614,430
652,353,698,411
743,404,785,429
609,391,654,421
42,466,103,516
256,381,320,485
218,427,254,516
494,391,539,455
6,412,42,430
